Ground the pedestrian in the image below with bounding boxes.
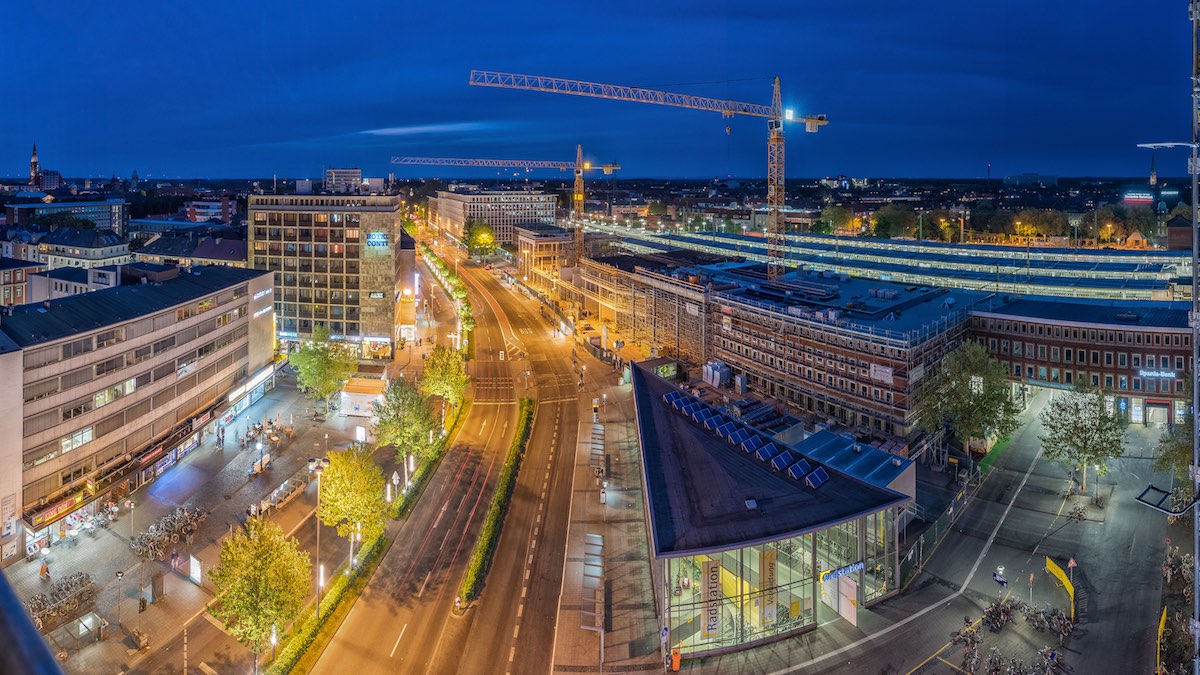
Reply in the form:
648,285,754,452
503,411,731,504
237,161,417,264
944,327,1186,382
171,549,179,571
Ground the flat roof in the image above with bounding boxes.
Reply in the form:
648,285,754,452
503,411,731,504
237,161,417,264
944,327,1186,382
633,364,907,557
0,265,270,347
0,257,40,271
974,296,1191,329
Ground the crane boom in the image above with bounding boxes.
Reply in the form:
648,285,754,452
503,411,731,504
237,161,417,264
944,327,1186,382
469,70,773,117
390,156,574,170
468,69,826,278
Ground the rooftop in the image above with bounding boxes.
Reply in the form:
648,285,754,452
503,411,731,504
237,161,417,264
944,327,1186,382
633,364,907,557
30,267,89,284
38,227,126,249
0,265,270,348
0,257,41,271
974,296,1191,329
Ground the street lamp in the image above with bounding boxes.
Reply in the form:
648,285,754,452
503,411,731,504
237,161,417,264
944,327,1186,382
271,623,277,661
308,457,330,618
256,441,263,473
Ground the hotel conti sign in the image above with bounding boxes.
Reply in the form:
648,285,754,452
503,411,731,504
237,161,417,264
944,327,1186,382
702,560,721,639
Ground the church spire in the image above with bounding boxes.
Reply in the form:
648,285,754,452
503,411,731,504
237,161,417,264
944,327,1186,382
1149,149,1158,187
29,142,39,186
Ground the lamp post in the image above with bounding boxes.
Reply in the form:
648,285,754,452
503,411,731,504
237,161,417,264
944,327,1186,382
256,441,263,473
270,623,277,662
115,571,123,628
308,457,330,618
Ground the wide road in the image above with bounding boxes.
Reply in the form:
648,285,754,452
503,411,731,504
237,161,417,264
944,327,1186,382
312,248,520,674
424,261,584,675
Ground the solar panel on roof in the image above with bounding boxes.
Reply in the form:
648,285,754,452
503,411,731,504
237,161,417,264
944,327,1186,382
704,415,726,430
805,467,830,489
770,450,795,471
741,436,763,454
728,428,750,445
716,422,737,438
786,459,813,480
755,443,780,462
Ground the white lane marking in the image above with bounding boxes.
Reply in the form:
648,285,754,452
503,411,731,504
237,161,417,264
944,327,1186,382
389,623,408,658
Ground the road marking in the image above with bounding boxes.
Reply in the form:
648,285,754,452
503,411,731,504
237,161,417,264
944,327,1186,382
513,625,520,638
536,513,541,524
904,617,983,675
389,623,408,658
525,569,530,581
522,587,527,599
509,647,516,662
769,444,1046,675
936,656,970,674
518,603,524,618
417,571,432,598
480,419,488,432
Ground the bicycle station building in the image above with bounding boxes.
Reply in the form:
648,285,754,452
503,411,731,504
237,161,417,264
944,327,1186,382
0,265,275,567
631,363,914,660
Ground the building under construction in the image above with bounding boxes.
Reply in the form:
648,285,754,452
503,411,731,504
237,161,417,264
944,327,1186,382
575,252,990,446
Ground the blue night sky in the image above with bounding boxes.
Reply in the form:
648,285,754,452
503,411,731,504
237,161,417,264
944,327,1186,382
1,1,1188,180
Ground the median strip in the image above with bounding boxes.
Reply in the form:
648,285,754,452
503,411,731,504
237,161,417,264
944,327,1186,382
457,397,537,606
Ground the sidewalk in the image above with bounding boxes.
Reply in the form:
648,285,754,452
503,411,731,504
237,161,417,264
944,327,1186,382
553,360,661,673
5,377,366,671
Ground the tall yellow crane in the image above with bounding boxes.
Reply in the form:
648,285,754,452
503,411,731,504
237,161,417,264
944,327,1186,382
390,145,618,263
468,70,827,279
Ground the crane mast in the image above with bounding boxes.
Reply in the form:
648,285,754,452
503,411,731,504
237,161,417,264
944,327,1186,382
469,69,826,279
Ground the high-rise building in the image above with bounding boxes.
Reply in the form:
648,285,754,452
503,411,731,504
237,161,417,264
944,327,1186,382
429,190,556,245
248,194,416,359
0,265,274,567
324,168,363,194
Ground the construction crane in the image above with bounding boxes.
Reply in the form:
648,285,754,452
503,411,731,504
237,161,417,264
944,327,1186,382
468,70,827,279
390,145,618,264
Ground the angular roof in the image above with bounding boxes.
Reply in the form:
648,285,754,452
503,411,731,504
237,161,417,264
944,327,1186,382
191,238,246,262
632,364,908,557
39,227,125,249
0,257,41,271
0,266,270,347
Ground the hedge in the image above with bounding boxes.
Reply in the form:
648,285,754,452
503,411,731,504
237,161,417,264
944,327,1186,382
419,242,474,355
265,533,389,674
458,398,537,604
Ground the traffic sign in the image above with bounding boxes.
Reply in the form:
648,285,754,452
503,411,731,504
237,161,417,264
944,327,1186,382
992,572,1008,588
660,627,669,644
1029,572,1034,587
1067,557,1077,569
391,471,401,486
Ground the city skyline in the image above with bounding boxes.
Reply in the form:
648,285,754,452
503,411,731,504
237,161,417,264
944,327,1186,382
1,1,1188,180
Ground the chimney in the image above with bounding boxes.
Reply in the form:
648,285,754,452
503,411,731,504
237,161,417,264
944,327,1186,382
42,300,50,310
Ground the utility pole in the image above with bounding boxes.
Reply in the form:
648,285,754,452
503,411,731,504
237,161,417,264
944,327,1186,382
1191,5,1200,672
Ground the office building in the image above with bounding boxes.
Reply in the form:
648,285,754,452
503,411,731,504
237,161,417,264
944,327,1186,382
0,265,274,567
324,168,363,194
6,199,130,237
185,199,236,224
515,223,574,296
248,194,414,359
429,190,556,245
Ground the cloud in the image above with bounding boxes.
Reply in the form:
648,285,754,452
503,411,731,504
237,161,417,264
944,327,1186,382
359,121,508,137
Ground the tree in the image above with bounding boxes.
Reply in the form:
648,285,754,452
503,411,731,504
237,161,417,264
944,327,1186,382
210,519,310,665
1155,382,1192,482
318,444,389,543
872,204,917,239
31,213,97,230
463,218,496,257
820,206,852,233
373,379,438,461
290,324,358,413
646,201,668,216
721,215,737,234
421,344,470,412
1039,386,1127,493
914,341,1019,455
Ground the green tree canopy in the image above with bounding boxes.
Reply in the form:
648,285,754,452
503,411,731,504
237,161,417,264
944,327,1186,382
464,218,496,256
914,341,1019,454
318,444,389,543
820,206,852,232
421,344,470,410
721,215,737,233
373,378,439,462
1039,386,1127,492
210,518,311,659
31,212,97,230
290,325,358,413
871,204,917,239
1155,395,1191,482
646,201,668,216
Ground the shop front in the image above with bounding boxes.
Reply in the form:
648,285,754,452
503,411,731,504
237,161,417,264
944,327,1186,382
217,365,277,430
660,507,899,659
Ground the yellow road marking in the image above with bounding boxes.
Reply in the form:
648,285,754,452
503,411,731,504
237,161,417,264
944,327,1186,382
936,656,971,674
904,617,984,675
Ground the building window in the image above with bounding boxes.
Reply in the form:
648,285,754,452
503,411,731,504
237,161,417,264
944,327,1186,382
60,427,93,454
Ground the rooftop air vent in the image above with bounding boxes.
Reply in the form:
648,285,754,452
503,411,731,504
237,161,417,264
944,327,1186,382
745,499,758,510
892,458,902,467
1114,312,1141,323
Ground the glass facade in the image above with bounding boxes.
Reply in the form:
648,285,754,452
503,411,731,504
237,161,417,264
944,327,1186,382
663,507,899,658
